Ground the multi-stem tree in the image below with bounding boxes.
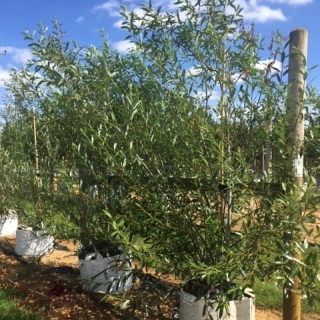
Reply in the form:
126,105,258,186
2,0,320,313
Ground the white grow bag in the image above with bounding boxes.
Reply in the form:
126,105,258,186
79,252,133,294
0,214,18,236
180,290,255,320
15,227,54,256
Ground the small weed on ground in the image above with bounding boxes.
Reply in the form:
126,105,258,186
0,286,40,320
254,278,320,314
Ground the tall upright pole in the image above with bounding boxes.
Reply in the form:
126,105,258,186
220,49,231,240
33,105,40,179
283,28,308,320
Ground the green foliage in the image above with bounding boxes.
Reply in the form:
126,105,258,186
2,0,320,314
102,0,320,305
254,279,283,310
254,275,320,313
0,287,40,320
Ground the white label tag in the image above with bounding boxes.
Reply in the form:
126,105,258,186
293,156,303,177
182,292,196,305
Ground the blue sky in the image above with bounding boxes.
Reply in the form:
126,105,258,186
0,0,319,103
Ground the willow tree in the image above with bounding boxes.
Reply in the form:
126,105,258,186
3,0,320,314
80,0,320,311
3,20,180,243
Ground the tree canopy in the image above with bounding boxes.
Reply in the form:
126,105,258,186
2,0,320,312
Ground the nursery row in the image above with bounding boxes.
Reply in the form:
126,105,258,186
1,0,320,319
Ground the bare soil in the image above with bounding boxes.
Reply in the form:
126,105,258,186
0,234,319,320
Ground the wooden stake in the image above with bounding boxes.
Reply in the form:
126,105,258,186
33,105,40,179
283,28,308,320
220,49,228,236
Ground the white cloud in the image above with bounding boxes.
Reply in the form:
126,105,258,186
245,6,286,22
262,0,313,5
256,59,283,79
0,46,32,64
235,0,286,23
0,67,11,88
113,19,124,29
101,0,290,32
136,0,287,24
231,72,245,84
130,7,148,19
92,1,121,17
95,0,310,36
104,1,186,30
112,40,135,53
187,66,202,76
196,90,220,101
76,16,84,23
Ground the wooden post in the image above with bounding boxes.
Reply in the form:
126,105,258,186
33,105,40,179
219,49,225,226
283,28,308,320
220,49,231,238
